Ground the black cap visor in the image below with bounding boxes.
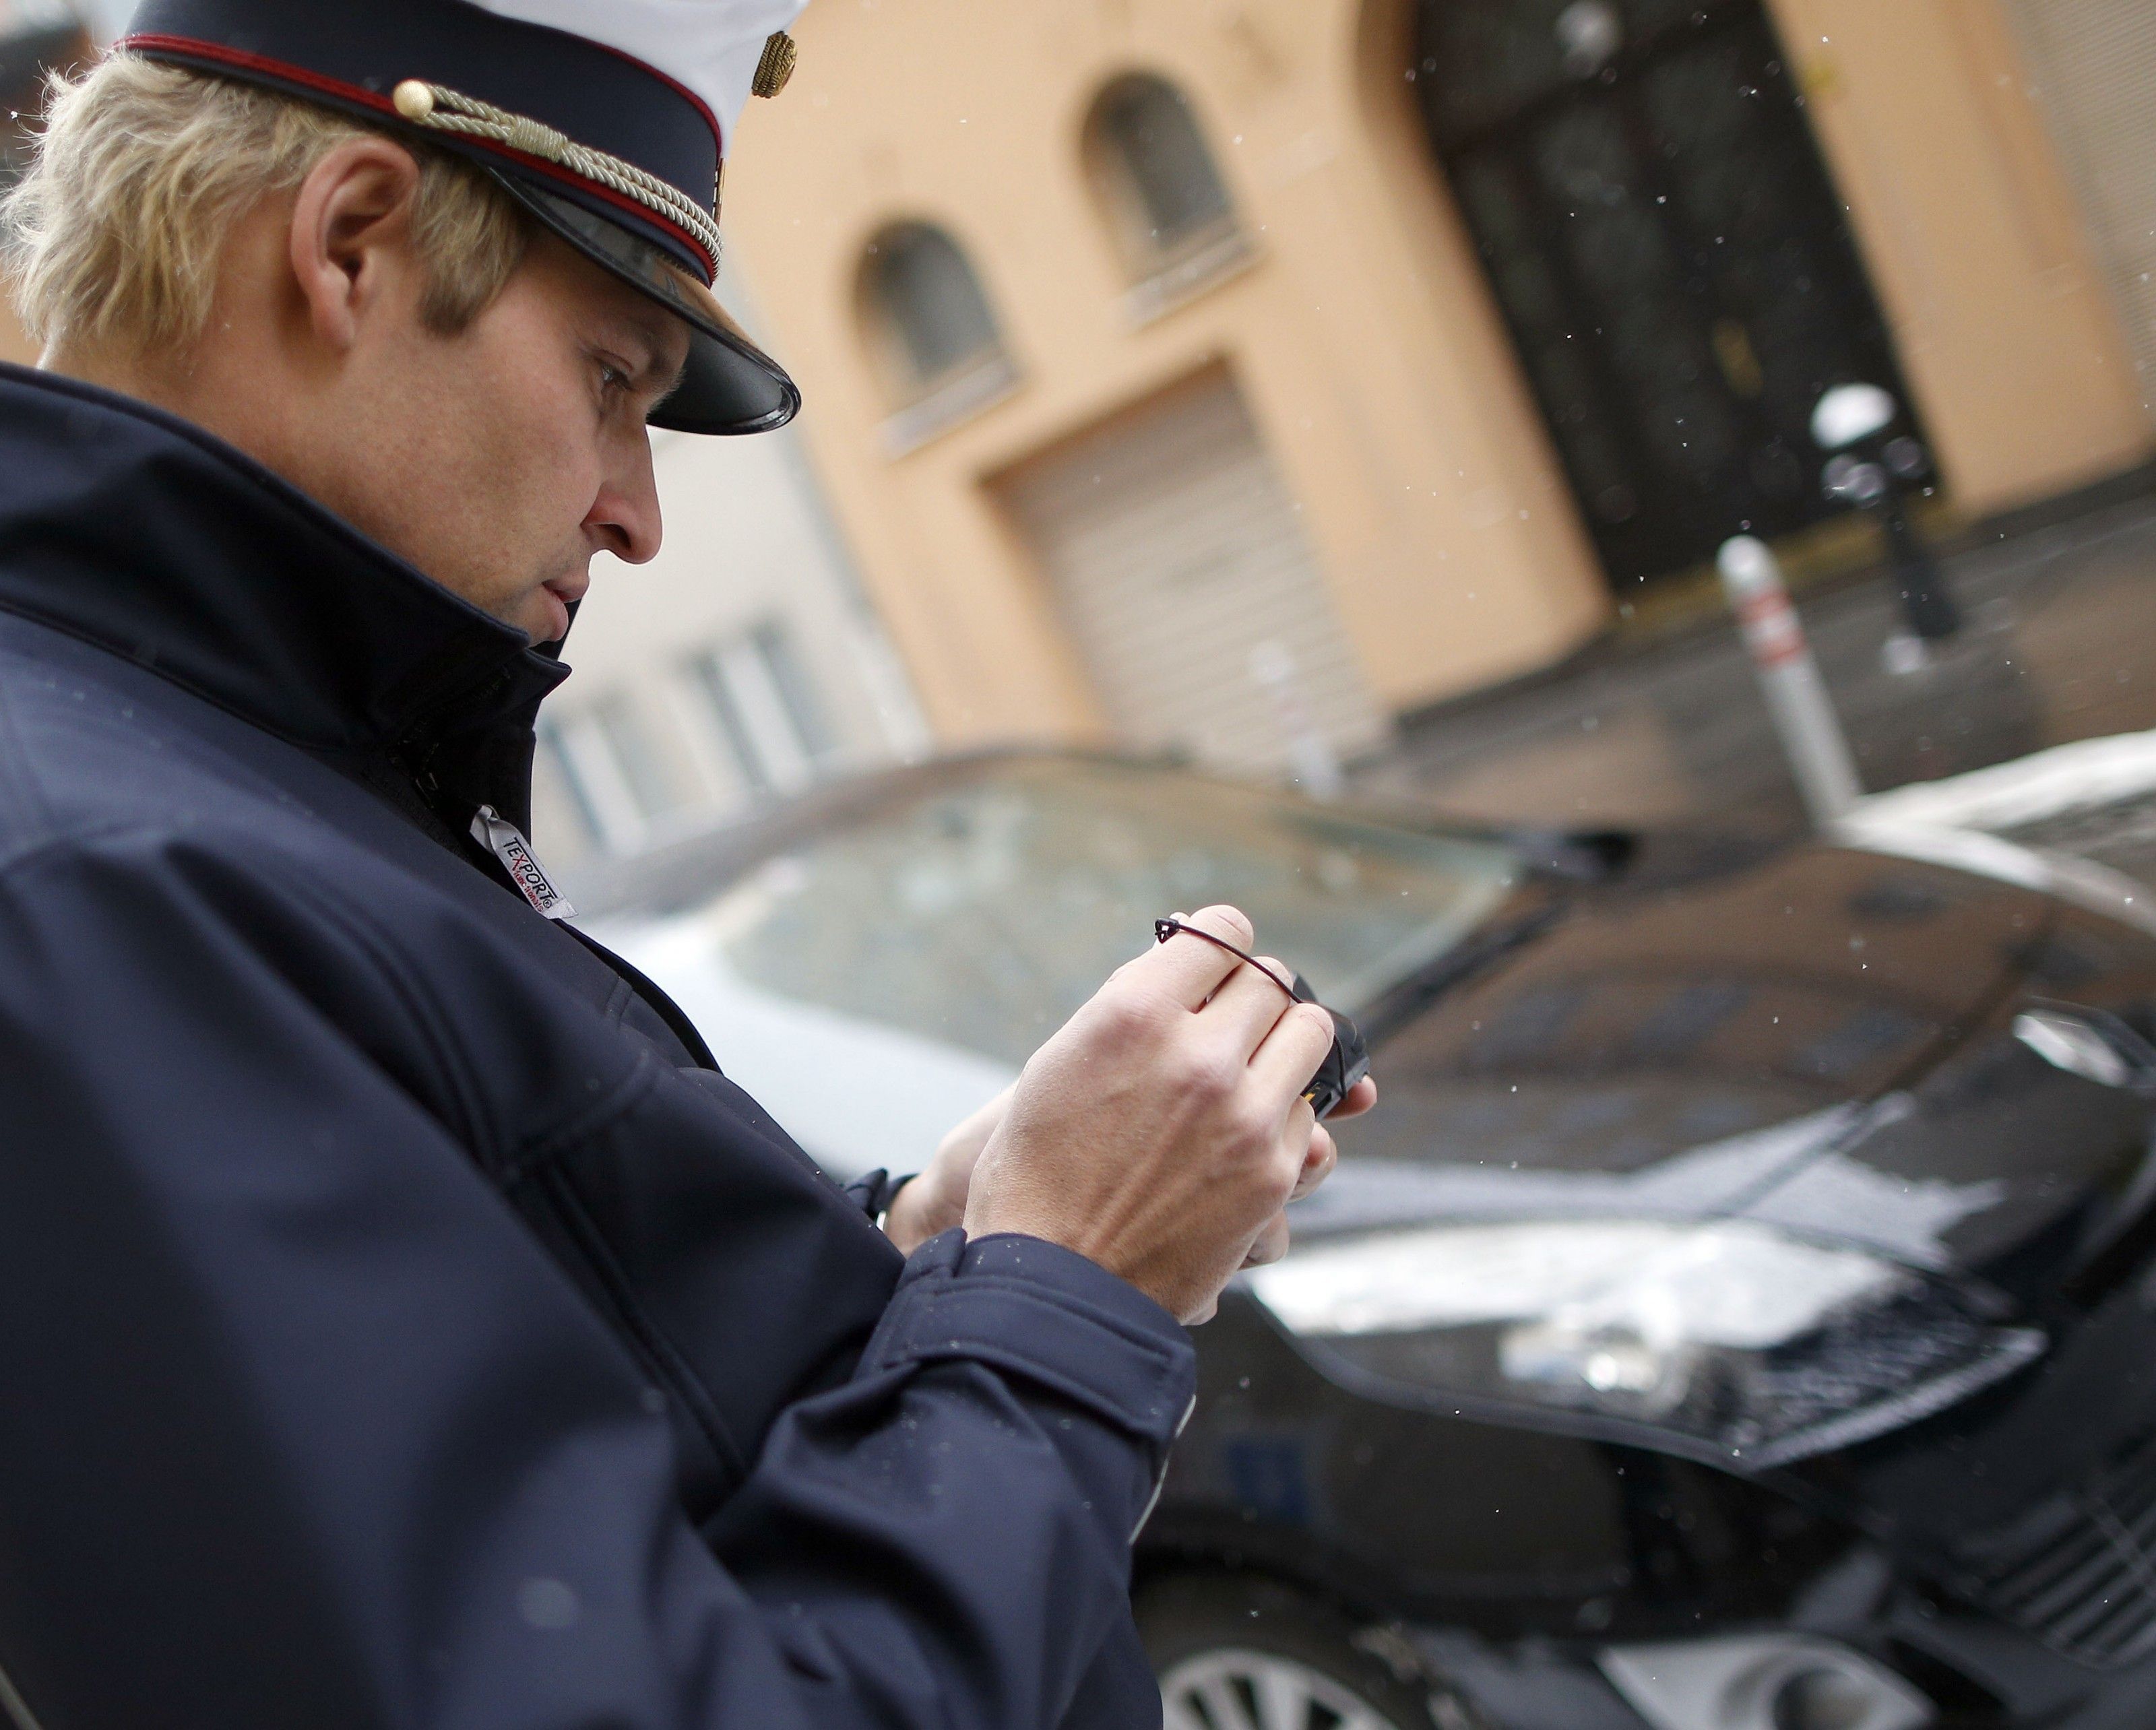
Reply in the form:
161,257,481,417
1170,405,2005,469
493,176,800,437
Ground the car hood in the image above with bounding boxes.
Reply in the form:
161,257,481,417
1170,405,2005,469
1306,839,2156,1291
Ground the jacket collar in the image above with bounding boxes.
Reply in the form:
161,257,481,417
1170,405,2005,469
0,362,567,829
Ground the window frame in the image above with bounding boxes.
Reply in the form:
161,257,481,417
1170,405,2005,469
1081,71,1253,315
854,219,1022,453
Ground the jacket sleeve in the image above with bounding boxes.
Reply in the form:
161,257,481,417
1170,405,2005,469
0,833,1193,1730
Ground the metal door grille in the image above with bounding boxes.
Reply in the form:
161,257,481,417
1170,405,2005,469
994,372,1388,775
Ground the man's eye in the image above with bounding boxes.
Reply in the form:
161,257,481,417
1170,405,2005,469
590,351,641,402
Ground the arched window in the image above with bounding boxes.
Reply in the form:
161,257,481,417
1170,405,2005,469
1084,74,1240,284
859,222,1008,407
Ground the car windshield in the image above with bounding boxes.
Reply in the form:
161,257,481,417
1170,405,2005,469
667,759,1524,1067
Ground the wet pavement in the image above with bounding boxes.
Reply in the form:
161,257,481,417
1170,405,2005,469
1361,484,2156,840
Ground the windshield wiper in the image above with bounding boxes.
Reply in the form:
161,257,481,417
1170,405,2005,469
1356,890,1573,1046
1500,826,1637,883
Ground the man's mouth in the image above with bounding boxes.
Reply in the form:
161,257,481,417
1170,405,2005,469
532,573,590,645
543,572,592,610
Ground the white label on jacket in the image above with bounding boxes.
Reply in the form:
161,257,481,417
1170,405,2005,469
470,805,575,921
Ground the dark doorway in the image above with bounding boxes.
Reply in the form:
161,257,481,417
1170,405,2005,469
1414,0,1922,591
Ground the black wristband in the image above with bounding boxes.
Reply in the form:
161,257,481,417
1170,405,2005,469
846,1167,917,1225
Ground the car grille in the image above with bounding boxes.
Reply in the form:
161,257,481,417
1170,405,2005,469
1969,1427,2156,1668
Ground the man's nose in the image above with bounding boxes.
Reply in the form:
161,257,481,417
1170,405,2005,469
585,435,664,565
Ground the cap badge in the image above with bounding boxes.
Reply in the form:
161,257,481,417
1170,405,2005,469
752,31,798,100
391,78,723,271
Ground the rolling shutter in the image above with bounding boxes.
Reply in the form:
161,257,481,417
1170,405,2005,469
997,373,1389,775
2004,0,2156,411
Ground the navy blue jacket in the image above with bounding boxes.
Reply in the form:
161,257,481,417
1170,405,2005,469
0,364,1195,1729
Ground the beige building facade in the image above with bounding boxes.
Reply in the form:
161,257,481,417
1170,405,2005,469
724,0,2155,774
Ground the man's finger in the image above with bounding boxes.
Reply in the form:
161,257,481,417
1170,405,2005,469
1196,952,1299,1058
1329,1077,1378,1122
1271,1093,1318,1195
1290,1125,1337,1201
1248,1000,1339,1110
1135,905,1259,1011
1242,1211,1291,1268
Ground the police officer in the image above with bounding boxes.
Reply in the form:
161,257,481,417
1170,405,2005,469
0,3,1371,1726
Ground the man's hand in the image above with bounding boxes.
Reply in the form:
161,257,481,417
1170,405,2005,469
883,1083,1015,1254
960,905,1368,1324
885,1067,1371,1259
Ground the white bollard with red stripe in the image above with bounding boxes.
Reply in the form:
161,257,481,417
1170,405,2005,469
1717,535,1863,825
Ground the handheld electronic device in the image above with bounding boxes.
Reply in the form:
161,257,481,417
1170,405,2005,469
1153,918,1371,1120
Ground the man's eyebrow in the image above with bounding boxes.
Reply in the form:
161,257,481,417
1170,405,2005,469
638,346,691,426
650,344,691,402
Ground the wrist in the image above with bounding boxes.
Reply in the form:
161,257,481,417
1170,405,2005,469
882,1175,939,1253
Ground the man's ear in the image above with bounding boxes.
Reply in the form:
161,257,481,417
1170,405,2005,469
286,138,425,352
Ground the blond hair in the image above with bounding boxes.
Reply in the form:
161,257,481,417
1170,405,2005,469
2,54,530,358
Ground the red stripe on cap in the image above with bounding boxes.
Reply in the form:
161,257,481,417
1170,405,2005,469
119,33,720,280
121,34,407,117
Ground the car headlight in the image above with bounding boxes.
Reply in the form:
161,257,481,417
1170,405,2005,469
1245,1220,2044,1469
